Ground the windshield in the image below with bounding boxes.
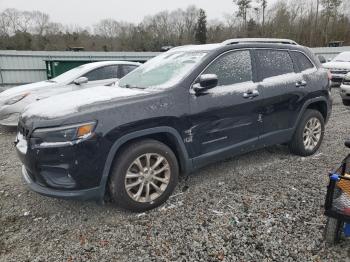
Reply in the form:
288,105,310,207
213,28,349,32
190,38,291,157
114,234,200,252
332,52,350,62
119,51,208,89
49,65,87,83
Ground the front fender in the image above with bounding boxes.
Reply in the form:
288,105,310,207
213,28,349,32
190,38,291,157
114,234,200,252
97,126,192,200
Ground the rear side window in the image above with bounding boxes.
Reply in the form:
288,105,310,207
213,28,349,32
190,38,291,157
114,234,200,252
84,65,119,81
255,50,294,80
203,50,252,86
291,51,315,72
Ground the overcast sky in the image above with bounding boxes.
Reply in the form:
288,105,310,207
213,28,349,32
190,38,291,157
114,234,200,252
0,0,244,26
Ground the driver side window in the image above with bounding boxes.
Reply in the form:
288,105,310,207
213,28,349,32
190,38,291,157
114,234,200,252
203,50,252,86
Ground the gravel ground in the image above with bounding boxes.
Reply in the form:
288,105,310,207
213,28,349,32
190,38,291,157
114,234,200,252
1,89,350,262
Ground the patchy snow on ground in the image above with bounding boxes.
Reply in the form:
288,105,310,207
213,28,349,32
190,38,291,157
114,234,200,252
22,85,147,119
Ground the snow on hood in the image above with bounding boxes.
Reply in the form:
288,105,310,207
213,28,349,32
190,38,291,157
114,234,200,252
22,85,148,119
323,61,350,70
0,81,57,100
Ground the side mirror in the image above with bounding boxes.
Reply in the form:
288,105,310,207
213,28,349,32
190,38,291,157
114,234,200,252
193,74,218,93
74,77,88,85
318,55,326,64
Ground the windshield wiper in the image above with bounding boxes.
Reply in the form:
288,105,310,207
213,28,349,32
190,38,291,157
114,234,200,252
123,84,146,90
46,80,57,83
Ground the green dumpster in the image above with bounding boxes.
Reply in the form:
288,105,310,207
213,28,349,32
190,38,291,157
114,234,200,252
45,60,97,79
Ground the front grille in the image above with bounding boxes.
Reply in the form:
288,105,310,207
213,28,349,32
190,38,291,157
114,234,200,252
331,69,349,75
344,80,350,85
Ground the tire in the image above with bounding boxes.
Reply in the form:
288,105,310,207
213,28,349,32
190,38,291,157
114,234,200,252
324,217,343,246
342,99,350,106
108,139,179,212
289,109,325,156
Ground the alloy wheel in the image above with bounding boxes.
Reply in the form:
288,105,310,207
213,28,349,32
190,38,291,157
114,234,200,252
303,117,322,151
124,153,171,203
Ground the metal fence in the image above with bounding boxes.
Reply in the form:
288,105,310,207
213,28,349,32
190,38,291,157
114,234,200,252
0,50,160,91
1,46,350,91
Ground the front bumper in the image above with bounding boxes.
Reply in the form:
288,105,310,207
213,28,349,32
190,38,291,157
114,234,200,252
340,84,350,100
22,165,102,200
15,125,110,202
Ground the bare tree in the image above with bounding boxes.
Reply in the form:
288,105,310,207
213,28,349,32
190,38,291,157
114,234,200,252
321,0,342,44
1,5,350,51
94,19,121,38
0,11,12,36
233,0,252,34
1,9,21,34
31,11,50,35
259,0,267,35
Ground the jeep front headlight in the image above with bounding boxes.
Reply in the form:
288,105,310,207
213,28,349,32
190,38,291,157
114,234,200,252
32,122,96,144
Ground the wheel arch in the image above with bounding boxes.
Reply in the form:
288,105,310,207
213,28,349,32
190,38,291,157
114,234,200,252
294,97,329,129
306,100,328,122
98,126,192,200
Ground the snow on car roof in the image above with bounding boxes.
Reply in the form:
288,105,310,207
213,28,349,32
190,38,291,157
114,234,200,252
79,61,141,70
169,44,223,52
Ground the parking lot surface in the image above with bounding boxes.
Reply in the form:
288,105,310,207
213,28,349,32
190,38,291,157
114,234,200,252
0,89,350,261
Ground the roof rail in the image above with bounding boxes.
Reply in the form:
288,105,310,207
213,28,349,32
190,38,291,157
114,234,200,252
222,38,298,46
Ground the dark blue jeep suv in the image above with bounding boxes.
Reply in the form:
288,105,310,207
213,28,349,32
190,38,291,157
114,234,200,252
16,38,332,212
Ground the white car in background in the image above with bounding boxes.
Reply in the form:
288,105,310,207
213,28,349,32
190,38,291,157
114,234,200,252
0,61,140,126
340,73,350,106
323,52,350,86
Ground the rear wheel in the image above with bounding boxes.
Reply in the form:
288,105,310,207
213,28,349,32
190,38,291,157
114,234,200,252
289,109,325,156
108,139,179,212
342,99,350,106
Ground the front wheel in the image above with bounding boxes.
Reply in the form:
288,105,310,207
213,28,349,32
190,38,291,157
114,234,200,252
108,139,179,212
289,109,325,156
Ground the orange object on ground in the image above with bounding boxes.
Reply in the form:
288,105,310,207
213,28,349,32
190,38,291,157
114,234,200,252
337,173,350,195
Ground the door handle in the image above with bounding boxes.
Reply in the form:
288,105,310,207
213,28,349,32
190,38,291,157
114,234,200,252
243,89,259,99
296,80,307,88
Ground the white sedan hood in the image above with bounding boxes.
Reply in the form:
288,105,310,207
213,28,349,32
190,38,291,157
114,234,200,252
323,62,350,70
0,81,58,100
22,85,148,119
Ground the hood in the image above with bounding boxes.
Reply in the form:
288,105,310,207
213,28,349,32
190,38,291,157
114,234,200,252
22,85,148,120
29,85,74,100
0,81,57,100
323,61,350,70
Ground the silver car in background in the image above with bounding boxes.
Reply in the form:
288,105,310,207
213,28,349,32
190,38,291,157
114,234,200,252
0,61,140,126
